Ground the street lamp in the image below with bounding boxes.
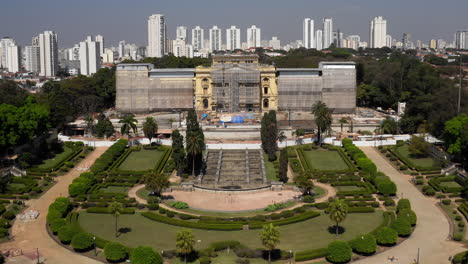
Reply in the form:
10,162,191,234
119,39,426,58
289,249,293,264
93,236,97,256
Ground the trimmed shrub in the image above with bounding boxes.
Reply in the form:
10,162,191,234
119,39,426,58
458,222,465,228
49,197,71,217
104,242,128,262
390,218,412,237
302,195,315,203
199,256,211,264
71,232,94,251
375,227,398,246
452,251,468,264
442,199,452,205
47,209,62,223
58,225,78,244
326,241,352,263
351,234,377,255
2,210,15,220
130,246,163,264
294,248,328,262
455,215,462,221
168,201,189,209
397,209,417,226
376,178,397,196
50,218,67,234
454,233,464,241
0,219,10,229
396,199,411,213
384,199,395,207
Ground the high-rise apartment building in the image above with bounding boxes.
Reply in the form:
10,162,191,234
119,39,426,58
103,48,115,63
402,33,412,50
147,14,166,58
370,16,387,48
322,18,333,49
437,39,446,49
247,25,261,48
37,31,59,77
118,41,126,58
6,44,21,73
191,26,204,51
386,35,392,48
209,26,222,52
173,39,193,58
316,30,323,50
226,26,241,50
429,39,437,49
95,35,104,56
269,37,281,50
79,36,101,76
303,18,315,49
24,46,40,73
346,35,361,50
456,31,468,49
0,37,16,69
176,26,187,41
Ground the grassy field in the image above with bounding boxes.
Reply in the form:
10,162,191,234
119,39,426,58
335,186,364,192
440,181,462,188
78,211,383,252
99,186,129,193
38,147,73,169
396,145,441,168
440,203,466,241
302,149,349,171
118,149,164,171
263,153,279,181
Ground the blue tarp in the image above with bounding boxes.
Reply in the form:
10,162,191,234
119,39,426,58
231,115,244,123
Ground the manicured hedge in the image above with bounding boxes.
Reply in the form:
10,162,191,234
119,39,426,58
86,207,135,214
104,242,128,262
90,139,128,174
351,234,377,255
294,248,328,262
397,209,417,226
428,176,464,193
452,251,468,264
27,142,85,174
130,246,163,264
326,241,352,263
389,146,441,172
68,172,97,197
390,218,412,237
458,203,468,221
71,232,94,251
375,227,398,246
396,199,411,213
58,225,79,244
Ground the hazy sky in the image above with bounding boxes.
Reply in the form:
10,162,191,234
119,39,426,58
1,0,468,48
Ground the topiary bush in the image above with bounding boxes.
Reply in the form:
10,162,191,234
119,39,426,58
452,250,468,263
396,199,411,213
375,227,398,246
49,197,71,217
71,232,94,251
50,218,67,234
376,178,397,196
2,210,16,220
130,246,163,264
390,218,412,237
104,242,128,262
326,241,352,263
350,234,377,255
169,201,189,209
199,256,211,264
58,225,78,244
384,199,395,207
397,209,417,226
46,209,62,223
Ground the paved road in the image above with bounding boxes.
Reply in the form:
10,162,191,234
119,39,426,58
1,147,108,264
354,147,466,264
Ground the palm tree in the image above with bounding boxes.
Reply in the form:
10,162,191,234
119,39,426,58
261,223,280,264
277,131,287,147
312,101,332,146
328,199,348,236
338,117,348,134
176,229,195,264
143,172,170,197
119,114,138,141
348,117,354,133
186,134,204,177
109,202,123,238
142,117,158,144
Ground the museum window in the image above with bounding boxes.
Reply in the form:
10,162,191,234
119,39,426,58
203,99,209,109
203,87,208,94
263,99,269,108
263,87,268,94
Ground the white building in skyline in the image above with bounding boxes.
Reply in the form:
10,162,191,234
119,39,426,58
346,35,361,50
209,26,222,52
247,25,261,48
173,39,193,58
0,37,16,69
269,37,281,50
118,41,126,58
303,18,315,49
323,18,333,49
386,34,393,48
191,26,204,51
24,45,40,73
37,31,58,77
95,35,104,56
226,26,241,50
147,14,166,58
79,36,101,76
176,26,187,41
456,31,468,49
6,44,21,73
370,16,387,48
316,30,323,50
102,48,115,63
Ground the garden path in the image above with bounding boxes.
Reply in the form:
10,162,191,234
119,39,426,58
0,147,108,264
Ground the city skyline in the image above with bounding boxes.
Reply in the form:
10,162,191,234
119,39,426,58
1,0,468,48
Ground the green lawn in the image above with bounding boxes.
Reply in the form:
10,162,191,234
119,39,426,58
78,211,383,252
396,145,441,169
170,251,274,263
440,203,466,241
263,153,279,181
335,186,364,192
118,149,165,171
99,186,129,194
38,147,73,169
440,181,462,188
312,186,327,199
302,149,349,171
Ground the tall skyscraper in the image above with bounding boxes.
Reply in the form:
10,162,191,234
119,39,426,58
191,26,204,51
386,34,393,48
37,31,58,77
6,44,20,73
147,14,166,58
95,35,104,56
118,41,126,58
226,26,241,50
402,33,412,50
316,30,323,50
269,37,281,50
176,26,187,41
369,16,387,48
303,18,315,49
456,31,468,49
209,26,222,52
0,37,15,69
24,46,40,73
437,39,446,49
247,25,261,48
102,48,115,63
79,36,101,76
429,39,437,49
347,35,361,50
322,18,333,49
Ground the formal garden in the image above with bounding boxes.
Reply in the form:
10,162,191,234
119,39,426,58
377,138,468,243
